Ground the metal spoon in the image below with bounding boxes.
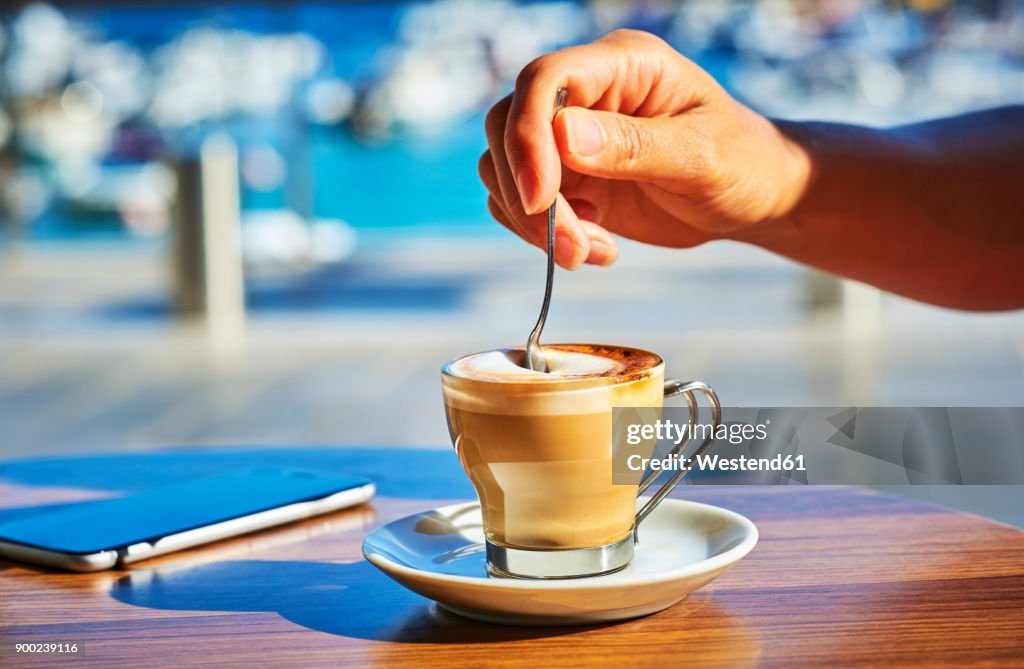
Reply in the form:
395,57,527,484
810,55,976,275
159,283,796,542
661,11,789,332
524,87,569,373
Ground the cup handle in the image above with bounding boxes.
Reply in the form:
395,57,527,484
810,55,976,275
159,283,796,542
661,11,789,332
633,380,721,541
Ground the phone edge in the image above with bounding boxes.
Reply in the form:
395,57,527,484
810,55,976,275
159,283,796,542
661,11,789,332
0,482,376,572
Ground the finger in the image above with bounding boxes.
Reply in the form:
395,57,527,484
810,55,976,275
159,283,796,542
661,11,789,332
478,151,499,194
484,95,527,222
549,192,590,270
519,192,590,270
487,195,522,240
566,196,618,265
488,193,590,270
504,45,611,215
554,107,711,183
580,219,618,266
479,150,529,241
488,97,592,268
504,30,688,214
485,100,553,245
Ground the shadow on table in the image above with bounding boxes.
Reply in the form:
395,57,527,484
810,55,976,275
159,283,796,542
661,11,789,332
111,559,603,643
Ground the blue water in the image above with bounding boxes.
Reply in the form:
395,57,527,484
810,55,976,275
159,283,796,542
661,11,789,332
309,120,489,230
81,2,404,78
31,1,732,240
29,1,523,238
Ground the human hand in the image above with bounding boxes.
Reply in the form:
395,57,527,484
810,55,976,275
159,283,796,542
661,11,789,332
479,29,810,269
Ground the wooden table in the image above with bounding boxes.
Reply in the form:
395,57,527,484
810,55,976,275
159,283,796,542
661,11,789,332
2,447,1023,668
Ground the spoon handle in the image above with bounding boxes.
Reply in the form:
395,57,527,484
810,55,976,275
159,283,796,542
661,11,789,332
524,87,569,372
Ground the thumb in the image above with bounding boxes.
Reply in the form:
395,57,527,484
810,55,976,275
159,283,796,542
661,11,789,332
555,107,695,182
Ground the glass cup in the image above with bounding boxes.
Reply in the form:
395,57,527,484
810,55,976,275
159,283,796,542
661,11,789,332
441,345,720,579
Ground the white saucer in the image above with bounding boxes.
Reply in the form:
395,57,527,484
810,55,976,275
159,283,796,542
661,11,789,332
362,498,758,626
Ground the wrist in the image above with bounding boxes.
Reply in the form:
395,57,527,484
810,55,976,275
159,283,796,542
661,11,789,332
769,120,815,220
726,119,813,248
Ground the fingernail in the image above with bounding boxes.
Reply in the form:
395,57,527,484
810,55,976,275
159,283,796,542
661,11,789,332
587,241,617,266
514,167,539,212
565,110,604,157
554,230,579,268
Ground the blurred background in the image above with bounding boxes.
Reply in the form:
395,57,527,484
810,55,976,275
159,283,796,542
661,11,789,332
1,1,1023,521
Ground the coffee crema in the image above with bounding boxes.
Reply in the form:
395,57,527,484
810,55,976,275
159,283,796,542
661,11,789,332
442,345,664,416
445,344,661,383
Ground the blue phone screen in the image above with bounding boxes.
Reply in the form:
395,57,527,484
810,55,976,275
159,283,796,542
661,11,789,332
0,468,371,554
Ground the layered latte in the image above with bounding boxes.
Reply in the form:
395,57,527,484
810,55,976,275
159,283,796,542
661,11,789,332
441,345,664,550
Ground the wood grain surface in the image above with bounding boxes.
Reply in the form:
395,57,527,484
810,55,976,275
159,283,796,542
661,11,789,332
2,451,1024,668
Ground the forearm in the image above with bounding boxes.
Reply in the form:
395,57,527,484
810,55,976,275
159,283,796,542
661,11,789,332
737,108,1024,310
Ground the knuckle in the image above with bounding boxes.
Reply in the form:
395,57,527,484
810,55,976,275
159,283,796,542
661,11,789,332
477,151,492,179
605,28,665,49
484,98,510,138
505,116,533,153
515,55,549,90
486,196,502,218
607,28,643,42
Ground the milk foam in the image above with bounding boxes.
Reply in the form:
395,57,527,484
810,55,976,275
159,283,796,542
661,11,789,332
442,345,664,415
448,348,620,382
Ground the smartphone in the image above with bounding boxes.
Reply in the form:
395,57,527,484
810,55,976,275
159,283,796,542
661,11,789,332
0,468,375,572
